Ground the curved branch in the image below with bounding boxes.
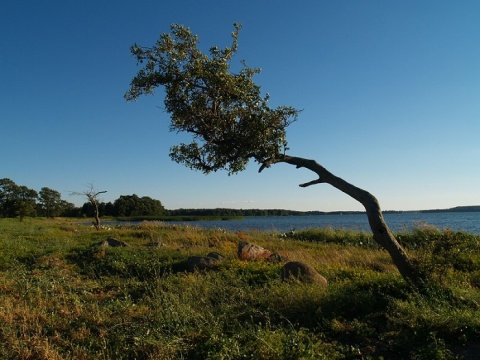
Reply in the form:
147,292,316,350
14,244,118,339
261,154,423,287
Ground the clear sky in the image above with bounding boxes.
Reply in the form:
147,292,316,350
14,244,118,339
1,1,479,211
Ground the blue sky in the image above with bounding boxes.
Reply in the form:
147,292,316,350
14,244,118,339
1,1,479,211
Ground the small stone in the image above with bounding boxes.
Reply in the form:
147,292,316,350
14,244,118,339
206,252,225,260
281,261,328,286
186,255,222,272
98,237,129,247
268,253,286,263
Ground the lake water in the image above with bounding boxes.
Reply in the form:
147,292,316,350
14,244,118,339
163,212,480,234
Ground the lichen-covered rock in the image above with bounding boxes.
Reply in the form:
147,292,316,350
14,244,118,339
237,241,273,261
281,261,328,286
98,237,129,247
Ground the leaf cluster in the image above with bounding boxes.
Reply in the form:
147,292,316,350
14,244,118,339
126,23,300,174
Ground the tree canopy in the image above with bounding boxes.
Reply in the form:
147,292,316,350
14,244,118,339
0,179,37,220
125,23,299,174
39,187,65,218
114,194,165,217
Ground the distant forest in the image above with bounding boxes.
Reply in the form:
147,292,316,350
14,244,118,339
417,205,480,213
1,178,479,219
169,205,480,217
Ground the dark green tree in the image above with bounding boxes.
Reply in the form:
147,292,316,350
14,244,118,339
104,202,115,217
38,187,64,218
80,202,95,217
0,178,18,218
114,195,138,217
16,186,38,220
59,200,80,217
0,178,37,220
126,24,425,288
113,194,165,217
139,195,165,216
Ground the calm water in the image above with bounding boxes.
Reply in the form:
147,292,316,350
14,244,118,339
164,212,480,234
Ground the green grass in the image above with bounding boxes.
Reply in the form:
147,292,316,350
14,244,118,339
1,218,480,359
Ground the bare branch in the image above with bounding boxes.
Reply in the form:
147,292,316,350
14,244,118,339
70,185,107,230
260,153,425,286
299,179,324,187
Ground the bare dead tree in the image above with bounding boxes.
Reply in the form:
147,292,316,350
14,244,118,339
71,184,107,230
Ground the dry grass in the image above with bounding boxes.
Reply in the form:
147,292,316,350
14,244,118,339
1,218,480,359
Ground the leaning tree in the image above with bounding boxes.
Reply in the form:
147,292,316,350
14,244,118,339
125,23,426,288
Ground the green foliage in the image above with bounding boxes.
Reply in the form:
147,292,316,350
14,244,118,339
113,194,166,217
1,178,76,220
126,23,300,174
38,186,65,218
398,224,480,286
282,227,378,248
0,178,38,220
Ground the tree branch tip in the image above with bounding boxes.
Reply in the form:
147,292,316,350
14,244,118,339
299,179,323,188
258,164,267,173
259,160,275,173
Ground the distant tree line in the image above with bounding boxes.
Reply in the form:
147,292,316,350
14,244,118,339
169,208,335,217
0,178,165,220
169,206,480,217
419,206,480,213
0,178,76,220
3,178,477,221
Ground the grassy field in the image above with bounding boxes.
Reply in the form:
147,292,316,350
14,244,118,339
1,218,480,359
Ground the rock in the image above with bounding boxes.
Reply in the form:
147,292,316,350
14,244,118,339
281,261,328,286
206,252,225,260
186,253,224,272
237,241,273,261
268,252,286,263
237,241,284,262
98,237,129,247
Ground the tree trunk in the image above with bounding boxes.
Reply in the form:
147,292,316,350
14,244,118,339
70,188,106,230
92,202,101,230
87,195,103,231
262,154,424,287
